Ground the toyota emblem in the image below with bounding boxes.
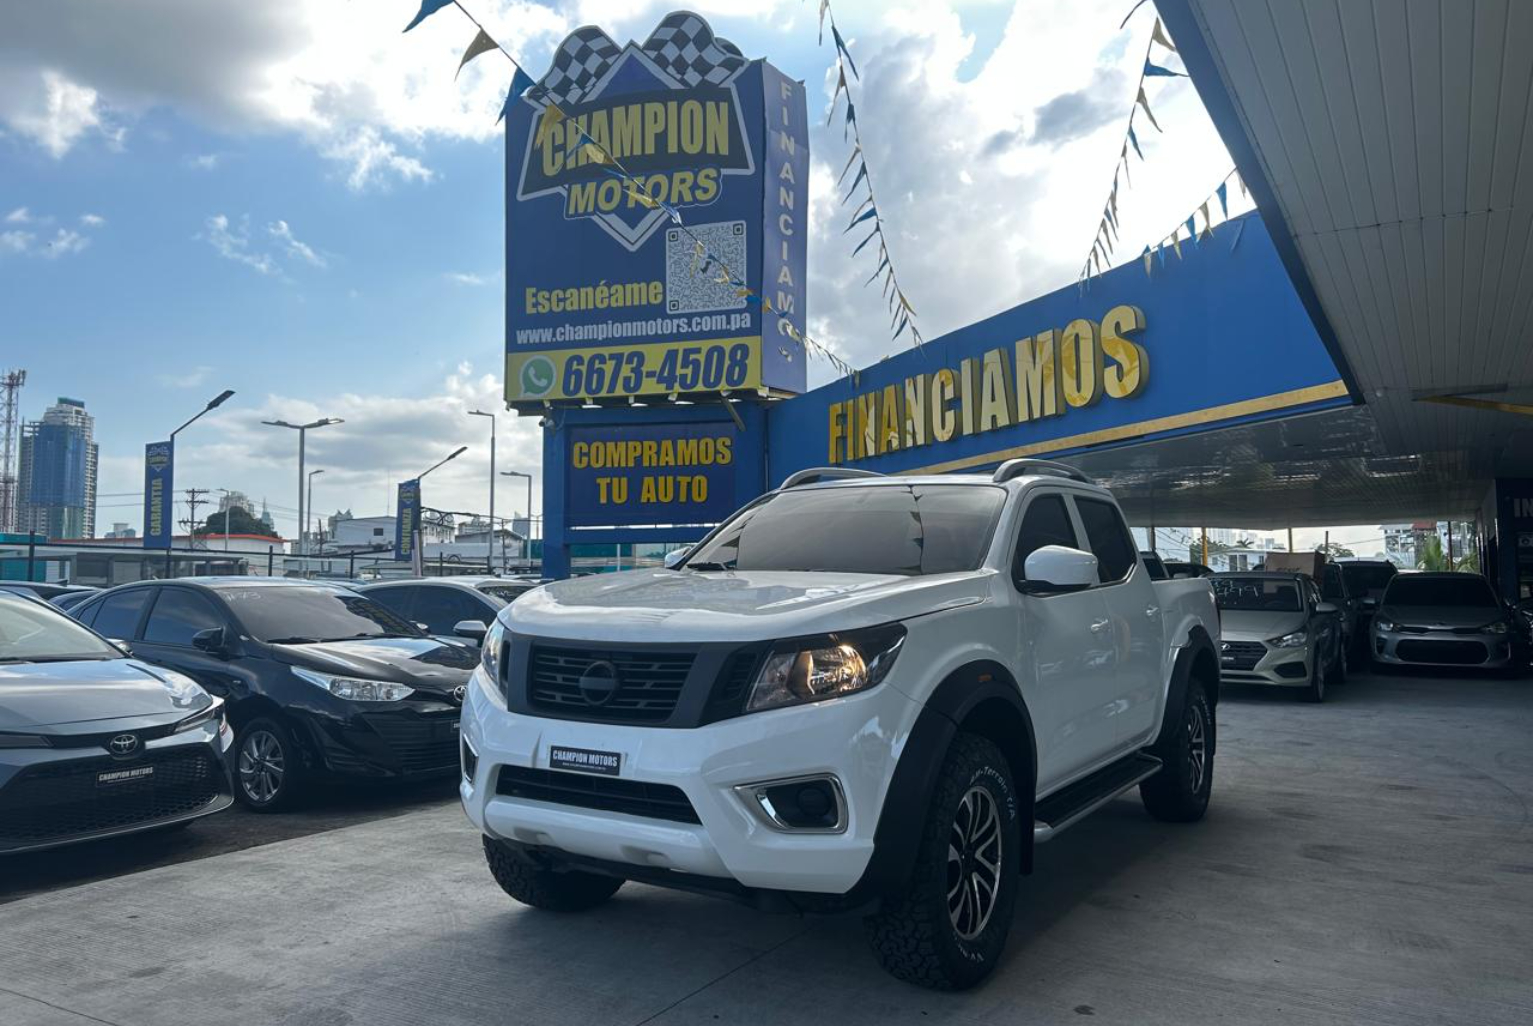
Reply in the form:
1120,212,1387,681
577,660,620,706
452,685,468,703
109,733,140,756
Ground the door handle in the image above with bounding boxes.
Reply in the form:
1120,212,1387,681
1089,618,1111,633
1145,605,1160,618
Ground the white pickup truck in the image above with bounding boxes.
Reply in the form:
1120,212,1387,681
460,460,1220,989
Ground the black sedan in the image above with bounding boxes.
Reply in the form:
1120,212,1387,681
0,590,234,854
357,575,541,645
69,578,477,811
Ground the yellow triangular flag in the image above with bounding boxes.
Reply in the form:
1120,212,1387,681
1151,18,1177,53
534,105,566,146
581,143,609,166
625,182,657,208
761,296,774,313
1171,232,1183,259
456,28,499,79
1199,201,1214,238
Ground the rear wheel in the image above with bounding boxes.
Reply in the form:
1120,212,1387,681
234,716,306,812
864,733,1021,991
482,837,623,912
1141,681,1214,822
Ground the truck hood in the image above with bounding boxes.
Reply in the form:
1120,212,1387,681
0,658,206,730
1218,609,1307,642
505,568,992,643
1377,604,1501,630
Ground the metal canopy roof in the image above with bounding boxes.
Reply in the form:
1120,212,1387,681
1092,0,1533,529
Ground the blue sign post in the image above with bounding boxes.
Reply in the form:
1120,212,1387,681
395,480,421,562
503,12,808,404
143,441,174,550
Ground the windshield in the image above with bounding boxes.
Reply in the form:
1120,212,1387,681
216,586,426,643
685,484,1006,576
1212,577,1304,613
1341,563,1396,593
0,594,120,665
1384,575,1497,609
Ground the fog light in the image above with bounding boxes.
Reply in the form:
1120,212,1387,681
736,774,846,833
461,736,479,784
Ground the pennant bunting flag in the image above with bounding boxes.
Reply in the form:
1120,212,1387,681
828,67,849,125
864,251,890,285
581,142,610,166
457,28,499,78
1198,201,1213,238
1120,152,1132,186
497,68,535,124
1136,87,1162,131
845,206,877,232
843,161,868,202
1119,0,1151,30
844,100,857,140
1184,215,1197,244
1127,125,1144,160
819,0,831,44
1172,232,1183,258
403,0,454,32
1157,240,1167,266
852,226,880,257
1143,60,1184,78
625,182,658,209
1216,181,1229,218
1151,18,1178,52
1236,170,1247,196
1229,217,1247,251
837,145,861,185
832,25,860,79
1141,246,1153,275
534,104,565,146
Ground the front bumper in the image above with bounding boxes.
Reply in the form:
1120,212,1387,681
1219,639,1313,687
1372,627,1513,668
295,698,464,780
459,666,922,895
0,720,235,855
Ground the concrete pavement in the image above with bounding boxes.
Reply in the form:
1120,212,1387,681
1,669,1529,1026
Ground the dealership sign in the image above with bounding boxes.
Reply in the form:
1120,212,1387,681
504,12,808,403
142,441,173,550
565,421,739,527
395,479,421,562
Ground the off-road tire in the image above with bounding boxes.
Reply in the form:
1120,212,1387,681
482,837,624,911
1140,681,1214,822
864,733,1021,991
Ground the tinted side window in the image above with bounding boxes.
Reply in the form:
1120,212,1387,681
365,586,417,622
1321,566,1344,599
73,597,103,627
411,586,491,634
143,589,225,646
93,589,151,640
1013,494,1079,579
1073,498,1137,583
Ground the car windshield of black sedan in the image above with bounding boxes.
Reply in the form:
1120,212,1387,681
217,586,425,643
1385,575,1497,609
684,484,1006,575
0,594,120,664
1212,577,1304,612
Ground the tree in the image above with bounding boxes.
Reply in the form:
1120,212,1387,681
1416,534,1479,572
1316,541,1355,559
194,505,275,538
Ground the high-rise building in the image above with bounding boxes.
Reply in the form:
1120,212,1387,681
17,397,99,539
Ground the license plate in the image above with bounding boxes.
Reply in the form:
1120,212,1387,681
549,745,620,776
97,765,154,787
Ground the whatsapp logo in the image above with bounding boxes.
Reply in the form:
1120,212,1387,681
519,356,556,397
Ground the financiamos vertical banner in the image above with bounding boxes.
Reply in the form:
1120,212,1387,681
504,12,808,404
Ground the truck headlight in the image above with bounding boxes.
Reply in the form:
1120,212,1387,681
1271,630,1308,648
293,666,414,702
481,619,506,680
746,624,906,713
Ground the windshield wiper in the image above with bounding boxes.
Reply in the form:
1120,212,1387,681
685,561,735,572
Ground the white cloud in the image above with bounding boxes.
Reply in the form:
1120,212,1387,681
445,271,489,286
39,227,89,258
5,207,31,223
268,219,325,267
203,214,277,275
185,152,221,170
0,69,113,158
1,230,32,253
79,212,105,226
0,221,92,259
157,365,213,388
321,126,433,192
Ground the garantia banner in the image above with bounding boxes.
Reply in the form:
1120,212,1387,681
143,441,174,550
504,12,808,404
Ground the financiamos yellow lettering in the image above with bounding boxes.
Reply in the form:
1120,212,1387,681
826,305,1148,465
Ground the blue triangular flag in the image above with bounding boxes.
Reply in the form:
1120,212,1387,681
497,69,535,125
1216,181,1229,218
1128,126,1144,160
851,226,880,257
844,100,857,141
843,162,868,203
845,207,877,232
1143,60,1184,78
403,0,454,32
832,25,860,80
864,252,890,285
1185,215,1198,245
1157,241,1167,267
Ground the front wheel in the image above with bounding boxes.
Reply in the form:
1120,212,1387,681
864,733,1021,991
1140,682,1214,822
234,716,306,812
1305,653,1327,703
482,837,623,912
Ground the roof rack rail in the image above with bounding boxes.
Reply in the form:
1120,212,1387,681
779,467,885,490
992,458,1092,485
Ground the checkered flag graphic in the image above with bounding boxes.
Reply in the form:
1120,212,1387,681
641,13,747,87
539,26,622,105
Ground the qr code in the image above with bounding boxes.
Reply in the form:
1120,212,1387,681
665,221,748,314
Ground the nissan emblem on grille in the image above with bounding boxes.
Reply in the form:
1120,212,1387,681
577,661,620,706
109,733,140,756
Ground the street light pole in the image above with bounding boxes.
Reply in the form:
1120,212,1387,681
307,469,325,556
166,390,236,576
262,417,343,557
502,470,532,569
468,410,496,573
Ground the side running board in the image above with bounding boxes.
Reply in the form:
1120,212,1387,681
1033,753,1163,843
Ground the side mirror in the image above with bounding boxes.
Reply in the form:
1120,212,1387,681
453,619,489,643
1360,597,1378,610
1021,545,1099,594
191,627,227,656
415,622,431,633
663,549,689,570
1172,571,1192,580
1315,601,1339,615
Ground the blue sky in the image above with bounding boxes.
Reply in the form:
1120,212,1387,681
2,0,1247,542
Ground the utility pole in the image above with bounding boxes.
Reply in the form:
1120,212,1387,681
0,369,25,533
183,488,209,554
1201,527,1209,567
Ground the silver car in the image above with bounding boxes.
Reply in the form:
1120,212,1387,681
0,590,235,854
1211,572,1345,702
1372,572,1519,671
